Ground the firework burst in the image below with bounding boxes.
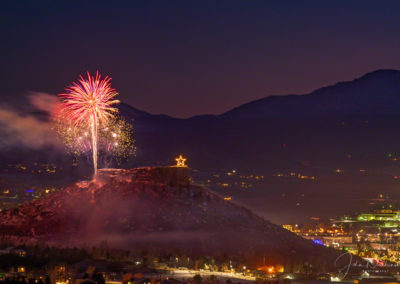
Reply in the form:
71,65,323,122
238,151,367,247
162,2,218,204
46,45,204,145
55,117,135,166
57,72,121,176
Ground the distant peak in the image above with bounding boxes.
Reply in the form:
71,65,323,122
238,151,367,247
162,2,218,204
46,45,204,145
358,69,400,80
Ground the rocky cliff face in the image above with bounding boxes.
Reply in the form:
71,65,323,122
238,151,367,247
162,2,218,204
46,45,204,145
0,167,343,268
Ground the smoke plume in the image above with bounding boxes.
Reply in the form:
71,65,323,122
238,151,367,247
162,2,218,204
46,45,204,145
0,92,61,149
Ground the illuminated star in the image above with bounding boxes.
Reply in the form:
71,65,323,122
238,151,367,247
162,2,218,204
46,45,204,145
175,155,187,167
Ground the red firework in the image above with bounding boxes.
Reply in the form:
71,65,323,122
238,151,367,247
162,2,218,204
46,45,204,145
58,72,119,126
58,71,120,176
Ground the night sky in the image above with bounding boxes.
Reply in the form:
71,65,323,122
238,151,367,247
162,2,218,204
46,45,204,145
2,1,400,117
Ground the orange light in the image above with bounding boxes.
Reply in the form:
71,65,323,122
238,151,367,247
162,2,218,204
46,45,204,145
175,155,187,167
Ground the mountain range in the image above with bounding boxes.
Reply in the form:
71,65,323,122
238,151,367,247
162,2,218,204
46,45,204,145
120,69,400,171
113,69,400,223
2,69,400,223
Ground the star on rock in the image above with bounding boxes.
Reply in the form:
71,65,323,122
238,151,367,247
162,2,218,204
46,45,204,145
175,155,187,167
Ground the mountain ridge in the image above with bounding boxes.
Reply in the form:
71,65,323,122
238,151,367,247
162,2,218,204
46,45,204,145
121,69,400,120
220,69,400,119
3,70,400,224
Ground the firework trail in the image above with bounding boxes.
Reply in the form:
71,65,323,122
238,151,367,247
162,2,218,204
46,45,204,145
58,72,119,176
56,117,135,167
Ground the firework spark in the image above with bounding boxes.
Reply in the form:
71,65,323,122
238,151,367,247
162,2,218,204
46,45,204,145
58,72,120,176
56,117,135,165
